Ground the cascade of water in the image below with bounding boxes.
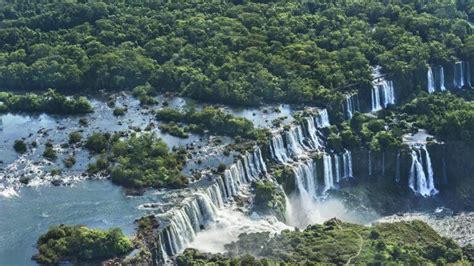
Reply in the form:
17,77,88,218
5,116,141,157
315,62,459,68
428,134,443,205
345,95,354,119
285,126,306,157
216,176,228,199
334,154,341,183
315,109,330,128
422,145,438,195
409,145,438,197
395,152,400,183
372,66,395,110
439,66,446,91
382,80,395,107
454,61,465,88
323,154,334,192
295,125,311,150
293,160,318,199
342,150,353,178
427,66,435,93
371,85,382,111
207,183,224,208
305,117,321,149
255,146,267,173
270,134,290,163
160,193,218,257
223,169,238,197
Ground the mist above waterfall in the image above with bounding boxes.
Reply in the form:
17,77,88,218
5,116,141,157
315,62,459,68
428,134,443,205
188,208,291,254
285,192,379,229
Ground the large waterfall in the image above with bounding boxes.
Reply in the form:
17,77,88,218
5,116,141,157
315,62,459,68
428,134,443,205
159,109,358,260
408,145,438,197
159,146,268,259
293,160,318,199
371,67,395,111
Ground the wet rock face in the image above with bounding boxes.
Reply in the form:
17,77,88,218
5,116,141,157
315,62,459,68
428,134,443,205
338,142,474,214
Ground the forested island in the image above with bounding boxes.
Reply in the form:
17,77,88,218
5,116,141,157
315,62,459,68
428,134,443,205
0,1,473,265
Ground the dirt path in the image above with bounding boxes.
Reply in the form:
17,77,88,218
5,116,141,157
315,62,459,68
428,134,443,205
345,230,364,265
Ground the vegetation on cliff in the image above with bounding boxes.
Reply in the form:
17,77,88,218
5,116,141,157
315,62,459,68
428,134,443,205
252,181,286,221
0,89,92,114
177,219,470,265
85,133,188,189
402,93,474,144
33,225,133,264
0,1,470,105
156,106,269,141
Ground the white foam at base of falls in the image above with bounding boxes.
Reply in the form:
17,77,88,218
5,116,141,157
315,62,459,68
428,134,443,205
188,208,291,253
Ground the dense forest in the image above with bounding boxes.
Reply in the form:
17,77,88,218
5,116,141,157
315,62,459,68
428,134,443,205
0,1,472,105
177,219,472,265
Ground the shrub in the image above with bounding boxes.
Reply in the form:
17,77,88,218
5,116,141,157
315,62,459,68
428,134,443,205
13,139,27,154
113,107,127,116
68,131,82,144
85,133,109,154
33,225,133,264
43,146,57,161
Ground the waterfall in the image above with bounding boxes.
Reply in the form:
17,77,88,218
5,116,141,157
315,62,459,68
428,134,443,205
395,152,400,183
345,95,354,119
305,117,321,149
342,150,353,178
293,160,318,199
160,192,219,257
315,109,330,128
285,126,306,157
255,146,267,173
323,154,334,192
382,80,395,107
422,145,438,195
334,154,341,183
427,66,435,93
372,66,395,111
159,144,268,259
439,66,446,91
408,145,438,197
371,85,382,112
454,61,465,89
223,169,238,197
270,134,290,163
